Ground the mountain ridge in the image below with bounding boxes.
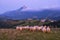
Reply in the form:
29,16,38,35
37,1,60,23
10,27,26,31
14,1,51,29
0,8,60,20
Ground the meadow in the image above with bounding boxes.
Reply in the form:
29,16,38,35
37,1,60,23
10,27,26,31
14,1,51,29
0,28,60,40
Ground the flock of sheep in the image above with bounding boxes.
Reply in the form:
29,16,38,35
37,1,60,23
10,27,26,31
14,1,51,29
16,25,51,33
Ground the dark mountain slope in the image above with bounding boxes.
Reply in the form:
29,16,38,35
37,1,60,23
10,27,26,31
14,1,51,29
0,9,60,20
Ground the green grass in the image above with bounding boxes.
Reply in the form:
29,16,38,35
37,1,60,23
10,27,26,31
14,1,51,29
0,29,60,40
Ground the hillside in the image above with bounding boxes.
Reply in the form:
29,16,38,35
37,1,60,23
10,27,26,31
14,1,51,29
0,9,60,20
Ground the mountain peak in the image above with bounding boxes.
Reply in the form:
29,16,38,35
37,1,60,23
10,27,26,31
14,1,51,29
18,5,28,11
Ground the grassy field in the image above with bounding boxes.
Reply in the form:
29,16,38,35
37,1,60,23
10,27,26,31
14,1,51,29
0,28,60,40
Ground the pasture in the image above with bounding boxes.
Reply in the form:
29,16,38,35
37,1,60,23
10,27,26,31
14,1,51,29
0,28,60,40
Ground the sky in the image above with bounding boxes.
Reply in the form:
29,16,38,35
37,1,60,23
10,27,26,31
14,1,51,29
0,0,60,14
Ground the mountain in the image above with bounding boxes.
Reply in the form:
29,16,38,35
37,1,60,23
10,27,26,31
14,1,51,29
0,7,60,20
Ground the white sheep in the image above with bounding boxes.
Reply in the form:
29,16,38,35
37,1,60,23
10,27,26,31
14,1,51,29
26,25,30,30
42,26,47,33
46,26,51,33
19,27,23,31
37,26,43,31
23,26,29,30
16,26,20,30
29,26,33,31
29,26,36,32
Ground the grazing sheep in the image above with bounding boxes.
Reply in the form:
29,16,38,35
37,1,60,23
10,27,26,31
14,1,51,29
33,26,37,31
29,26,36,32
22,26,26,30
26,25,30,30
37,26,43,31
16,25,51,33
29,26,33,31
19,27,23,31
23,26,29,30
42,26,47,33
46,26,51,33
16,26,20,30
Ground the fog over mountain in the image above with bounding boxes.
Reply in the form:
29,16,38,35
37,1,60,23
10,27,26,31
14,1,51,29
0,6,60,20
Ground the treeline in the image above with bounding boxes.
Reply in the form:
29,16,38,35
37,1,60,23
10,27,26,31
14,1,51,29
0,20,60,28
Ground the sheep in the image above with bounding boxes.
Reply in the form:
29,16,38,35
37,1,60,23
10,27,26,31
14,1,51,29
29,26,33,31
19,27,23,31
16,25,51,33
42,26,47,33
25,25,30,30
21,26,25,30
46,26,51,33
16,26,20,30
29,26,37,32
33,26,37,31
36,26,43,31
22,26,29,30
